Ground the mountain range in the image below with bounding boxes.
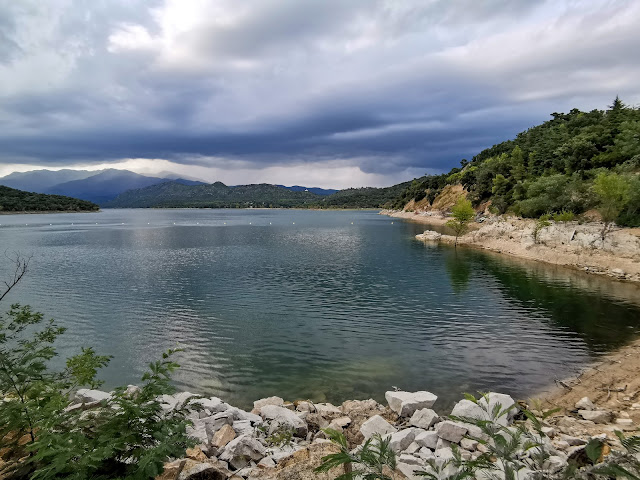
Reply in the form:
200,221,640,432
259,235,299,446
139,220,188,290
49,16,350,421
0,169,337,206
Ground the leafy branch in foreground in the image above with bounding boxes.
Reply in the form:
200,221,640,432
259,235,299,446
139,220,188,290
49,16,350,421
315,428,397,480
0,256,196,479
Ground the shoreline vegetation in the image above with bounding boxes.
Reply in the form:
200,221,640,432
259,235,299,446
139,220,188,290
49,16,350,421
0,185,99,214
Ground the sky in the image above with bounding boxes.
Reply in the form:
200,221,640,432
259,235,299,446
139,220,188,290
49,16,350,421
0,0,639,188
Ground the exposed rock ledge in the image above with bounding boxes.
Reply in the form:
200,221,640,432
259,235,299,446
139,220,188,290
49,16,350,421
382,210,640,284
63,383,639,480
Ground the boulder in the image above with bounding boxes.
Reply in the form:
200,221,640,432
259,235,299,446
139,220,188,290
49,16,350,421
296,401,313,413
190,397,228,415
414,430,438,449
396,463,422,480
409,409,439,429
227,407,262,424
315,403,342,417
260,405,308,437
326,417,351,432
219,435,266,470
416,447,435,461
124,385,141,399
404,442,420,454
74,389,111,404
187,418,210,445
212,424,236,449
575,397,595,411
253,396,284,413
156,459,185,480
177,459,231,480
232,420,253,435
185,447,208,462
578,410,612,424
435,421,467,443
385,391,437,417
450,393,516,426
460,438,478,451
387,429,416,453
360,415,397,440
204,412,234,440
398,453,423,465
174,392,197,407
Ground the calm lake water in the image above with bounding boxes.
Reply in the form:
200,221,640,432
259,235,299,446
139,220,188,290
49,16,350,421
1,209,639,410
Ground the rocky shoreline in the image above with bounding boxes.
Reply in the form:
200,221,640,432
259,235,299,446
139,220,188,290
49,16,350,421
63,377,639,480
381,210,640,284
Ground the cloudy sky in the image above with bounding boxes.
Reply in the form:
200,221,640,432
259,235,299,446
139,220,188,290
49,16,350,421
0,0,638,188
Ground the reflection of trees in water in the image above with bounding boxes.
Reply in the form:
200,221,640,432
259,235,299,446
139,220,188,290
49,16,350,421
444,249,472,294
467,251,640,352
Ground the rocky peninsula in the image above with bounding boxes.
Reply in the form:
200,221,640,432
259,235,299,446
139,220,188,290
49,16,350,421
382,210,640,284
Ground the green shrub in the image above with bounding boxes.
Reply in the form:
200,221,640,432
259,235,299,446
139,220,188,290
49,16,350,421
0,257,196,480
552,210,575,222
315,429,396,480
446,197,475,246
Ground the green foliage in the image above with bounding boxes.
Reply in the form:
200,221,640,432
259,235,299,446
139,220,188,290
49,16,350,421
28,349,196,480
0,186,99,212
391,99,640,219
552,210,575,223
593,172,632,242
0,258,195,479
315,429,396,480
259,424,295,447
106,181,410,210
445,198,475,246
533,214,551,244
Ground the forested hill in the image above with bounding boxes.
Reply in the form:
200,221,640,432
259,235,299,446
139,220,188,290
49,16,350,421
392,97,640,226
0,186,100,213
106,181,404,209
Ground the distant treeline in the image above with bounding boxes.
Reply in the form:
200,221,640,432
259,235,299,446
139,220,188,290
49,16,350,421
392,97,640,226
105,180,408,209
0,186,99,213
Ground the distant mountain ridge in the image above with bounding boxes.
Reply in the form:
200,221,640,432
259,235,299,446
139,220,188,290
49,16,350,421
0,168,402,209
0,169,206,205
106,180,406,209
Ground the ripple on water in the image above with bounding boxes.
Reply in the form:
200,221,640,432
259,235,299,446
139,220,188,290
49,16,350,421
1,209,639,409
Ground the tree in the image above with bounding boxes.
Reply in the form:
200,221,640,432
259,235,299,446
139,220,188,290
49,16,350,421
592,172,631,242
446,197,475,247
0,255,196,479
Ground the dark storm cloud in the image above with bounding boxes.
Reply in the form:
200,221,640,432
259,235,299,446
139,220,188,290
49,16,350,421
0,0,639,180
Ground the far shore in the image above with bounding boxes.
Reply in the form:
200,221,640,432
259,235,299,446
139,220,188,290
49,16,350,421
382,209,640,285
0,209,100,215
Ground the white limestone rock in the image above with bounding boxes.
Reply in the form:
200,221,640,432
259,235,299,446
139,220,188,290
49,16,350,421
414,430,438,450
575,397,595,411
435,421,468,443
315,403,342,417
578,410,612,424
396,462,422,480
409,408,440,429
450,392,517,426
74,389,111,404
219,435,266,469
253,396,284,413
385,391,438,417
260,404,308,437
360,415,397,440
387,429,417,453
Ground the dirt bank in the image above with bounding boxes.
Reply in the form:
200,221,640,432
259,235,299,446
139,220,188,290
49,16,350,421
382,210,640,284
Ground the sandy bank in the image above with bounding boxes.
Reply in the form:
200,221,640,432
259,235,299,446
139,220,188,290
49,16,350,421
382,210,640,284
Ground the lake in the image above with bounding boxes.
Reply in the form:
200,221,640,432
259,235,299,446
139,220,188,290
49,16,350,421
1,209,639,410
